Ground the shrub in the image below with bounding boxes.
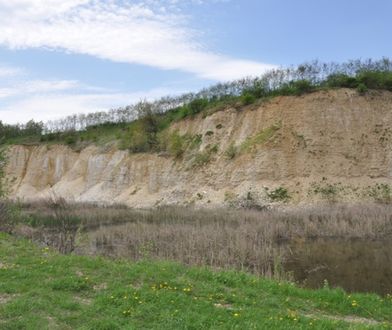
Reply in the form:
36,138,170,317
240,92,256,105
279,80,313,96
311,182,342,202
225,143,237,159
125,123,150,153
65,135,77,145
368,183,392,203
240,123,281,153
266,187,290,202
357,83,368,95
188,98,209,115
189,134,202,149
208,144,219,153
325,73,358,88
292,79,314,95
192,151,211,167
167,131,186,158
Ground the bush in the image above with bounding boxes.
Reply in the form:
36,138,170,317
208,144,219,153
357,83,368,95
65,135,77,145
325,74,358,88
240,92,256,105
192,151,211,167
368,183,392,203
292,79,314,95
357,70,392,90
167,131,186,158
266,187,290,202
279,80,313,96
188,98,209,115
225,143,237,159
125,123,150,153
311,182,342,202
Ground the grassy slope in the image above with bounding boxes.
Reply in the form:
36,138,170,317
0,234,391,330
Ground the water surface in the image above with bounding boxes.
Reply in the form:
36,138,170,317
284,238,392,296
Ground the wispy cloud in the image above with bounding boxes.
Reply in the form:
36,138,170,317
0,0,275,81
0,64,23,78
0,86,179,124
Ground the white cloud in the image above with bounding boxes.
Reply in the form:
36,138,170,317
0,64,23,78
0,87,178,124
0,0,275,81
0,79,80,99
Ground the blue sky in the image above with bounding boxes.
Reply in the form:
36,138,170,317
0,0,391,124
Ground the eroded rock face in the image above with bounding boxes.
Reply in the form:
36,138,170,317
5,89,392,207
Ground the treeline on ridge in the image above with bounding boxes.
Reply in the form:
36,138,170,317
2,58,392,152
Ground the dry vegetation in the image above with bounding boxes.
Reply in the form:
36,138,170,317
6,201,392,278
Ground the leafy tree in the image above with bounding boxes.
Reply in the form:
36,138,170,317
188,98,209,115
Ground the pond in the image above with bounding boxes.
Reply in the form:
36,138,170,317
284,238,392,296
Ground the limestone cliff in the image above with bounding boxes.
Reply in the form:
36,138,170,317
5,89,392,207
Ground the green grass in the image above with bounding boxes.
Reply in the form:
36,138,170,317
0,234,391,329
240,123,281,153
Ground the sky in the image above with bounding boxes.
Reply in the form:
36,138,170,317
0,0,391,124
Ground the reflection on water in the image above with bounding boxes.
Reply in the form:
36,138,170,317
284,238,392,296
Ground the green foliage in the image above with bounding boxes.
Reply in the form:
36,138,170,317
51,277,91,292
266,187,291,202
159,131,203,158
356,83,368,95
5,59,392,152
240,92,256,105
187,98,209,115
356,70,392,90
240,123,281,153
191,144,218,167
279,79,314,96
368,183,392,203
208,144,219,154
189,134,202,149
122,122,151,153
325,70,392,92
311,181,344,202
192,151,212,167
225,143,237,160
325,74,358,88
65,134,77,146
166,131,186,158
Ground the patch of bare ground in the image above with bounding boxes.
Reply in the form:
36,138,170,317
93,282,107,291
303,312,381,326
0,294,17,304
73,296,92,305
213,303,234,310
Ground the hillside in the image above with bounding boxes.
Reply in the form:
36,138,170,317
5,88,392,207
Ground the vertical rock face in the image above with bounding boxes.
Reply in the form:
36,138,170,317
5,89,392,207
